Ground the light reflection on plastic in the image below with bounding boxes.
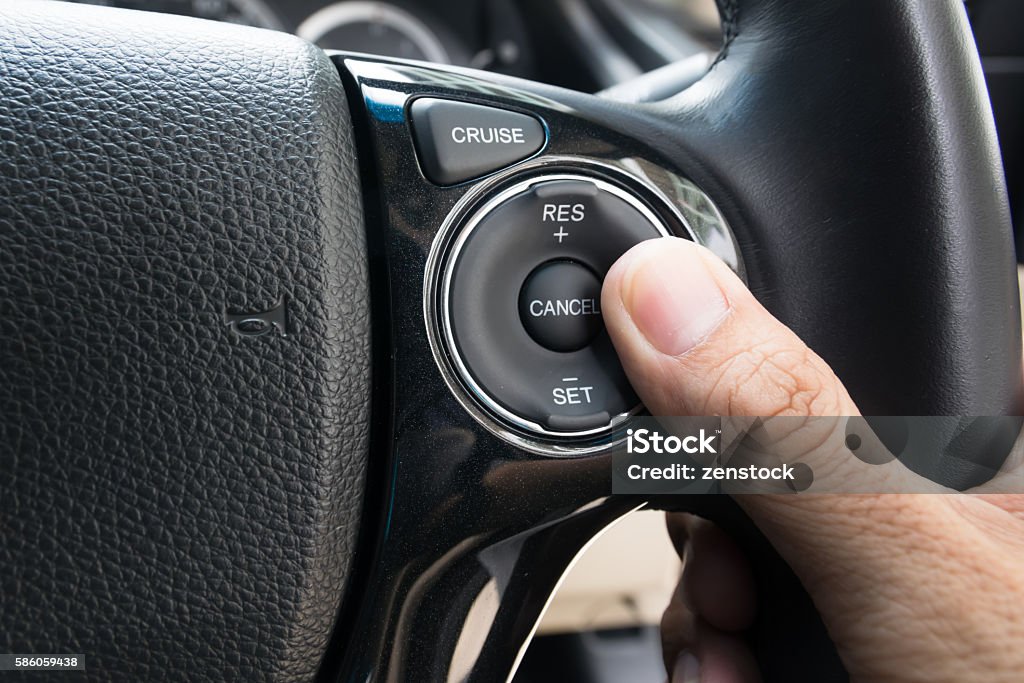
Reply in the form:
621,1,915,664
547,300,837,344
362,85,408,123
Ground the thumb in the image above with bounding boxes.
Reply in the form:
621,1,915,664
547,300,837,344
601,237,940,497
601,237,1002,683
600,236,918,585
601,236,859,420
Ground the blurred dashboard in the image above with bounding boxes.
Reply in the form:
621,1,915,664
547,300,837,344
59,0,720,92
63,0,538,78
58,0,1021,242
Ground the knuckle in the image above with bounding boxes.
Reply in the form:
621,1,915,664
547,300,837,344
701,336,842,417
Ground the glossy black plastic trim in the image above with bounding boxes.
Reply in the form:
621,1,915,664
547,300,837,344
329,54,739,683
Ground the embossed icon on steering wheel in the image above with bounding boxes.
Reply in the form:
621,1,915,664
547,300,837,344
224,297,287,337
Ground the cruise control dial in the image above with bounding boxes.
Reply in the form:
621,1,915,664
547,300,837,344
435,173,672,440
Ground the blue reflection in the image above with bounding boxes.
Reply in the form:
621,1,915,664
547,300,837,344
363,85,407,123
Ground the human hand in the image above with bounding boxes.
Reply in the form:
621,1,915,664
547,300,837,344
601,237,1024,683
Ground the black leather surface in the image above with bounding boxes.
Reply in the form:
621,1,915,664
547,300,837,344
667,0,1022,423
0,3,370,681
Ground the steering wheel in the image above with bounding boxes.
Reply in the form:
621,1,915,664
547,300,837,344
1,1,1019,681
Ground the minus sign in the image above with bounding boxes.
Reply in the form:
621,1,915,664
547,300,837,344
562,377,578,382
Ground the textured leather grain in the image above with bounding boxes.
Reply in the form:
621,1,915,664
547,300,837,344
0,3,370,681
665,0,1022,425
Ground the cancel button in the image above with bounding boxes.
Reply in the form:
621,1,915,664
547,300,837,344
519,260,603,352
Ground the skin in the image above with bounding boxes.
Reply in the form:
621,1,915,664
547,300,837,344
600,237,1024,683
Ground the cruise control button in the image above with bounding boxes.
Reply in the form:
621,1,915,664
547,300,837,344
410,98,545,185
443,174,669,436
519,260,603,352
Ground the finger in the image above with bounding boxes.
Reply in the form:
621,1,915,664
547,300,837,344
602,237,859,420
661,587,759,683
661,565,696,674
663,618,760,683
665,513,757,632
606,237,1024,681
681,516,757,632
665,511,691,556
670,629,762,683
601,238,947,497
601,237,940,548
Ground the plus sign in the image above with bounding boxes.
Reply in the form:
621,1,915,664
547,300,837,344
553,226,569,243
